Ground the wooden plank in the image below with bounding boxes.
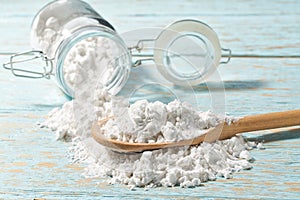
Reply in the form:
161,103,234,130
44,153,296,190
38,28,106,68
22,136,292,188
1,57,300,198
1,0,300,55
0,0,300,199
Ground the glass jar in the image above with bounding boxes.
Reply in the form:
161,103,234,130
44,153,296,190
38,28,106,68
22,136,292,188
3,0,231,98
6,0,131,97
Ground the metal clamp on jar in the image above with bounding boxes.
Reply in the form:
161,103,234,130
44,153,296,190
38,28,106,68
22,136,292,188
3,0,231,98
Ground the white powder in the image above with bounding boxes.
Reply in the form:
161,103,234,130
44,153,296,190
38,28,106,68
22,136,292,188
102,99,234,143
39,101,76,140
32,14,123,94
38,22,260,188
73,135,256,188
63,36,121,91
40,86,113,140
32,13,105,58
35,14,124,140
41,85,261,188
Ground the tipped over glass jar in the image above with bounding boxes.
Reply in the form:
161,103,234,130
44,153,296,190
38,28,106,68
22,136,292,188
3,0,231,98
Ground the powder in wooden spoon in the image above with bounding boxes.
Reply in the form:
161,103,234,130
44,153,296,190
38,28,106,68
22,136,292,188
41,87,260,188
101,99,235,143
38,29,260,188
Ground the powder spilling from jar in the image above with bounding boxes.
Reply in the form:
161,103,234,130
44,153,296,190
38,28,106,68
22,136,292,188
63,36,121,91
39,33,261,189
41,90,259,188
40,89,261,188
30,2,131,97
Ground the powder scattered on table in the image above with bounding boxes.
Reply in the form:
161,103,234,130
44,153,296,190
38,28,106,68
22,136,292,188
37,27,261,188
40,86,261,188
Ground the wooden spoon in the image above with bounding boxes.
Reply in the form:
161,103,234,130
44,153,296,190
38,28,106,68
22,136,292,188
92,110,300,153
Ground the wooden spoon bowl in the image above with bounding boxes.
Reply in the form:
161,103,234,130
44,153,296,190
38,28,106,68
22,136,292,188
92,110,300,153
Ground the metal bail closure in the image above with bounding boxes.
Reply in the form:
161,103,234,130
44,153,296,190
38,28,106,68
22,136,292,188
2,50,54,79
128,39,156,67
221,48,232,64
153,19,231,86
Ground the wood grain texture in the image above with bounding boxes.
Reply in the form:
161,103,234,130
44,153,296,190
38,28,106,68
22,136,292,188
91,110,300,152
1,0,300,199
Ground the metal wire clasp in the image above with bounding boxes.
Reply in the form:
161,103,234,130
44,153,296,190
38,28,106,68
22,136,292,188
2,50,54,79
128,39,155,67
220,48,232,64
129,39,232,67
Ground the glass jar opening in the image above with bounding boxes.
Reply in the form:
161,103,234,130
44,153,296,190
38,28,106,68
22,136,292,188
56,27,131,97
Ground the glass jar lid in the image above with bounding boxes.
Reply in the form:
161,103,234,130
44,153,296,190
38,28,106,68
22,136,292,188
154,19,221,86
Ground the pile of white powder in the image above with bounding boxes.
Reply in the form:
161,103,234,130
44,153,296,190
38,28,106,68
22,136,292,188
102,99,234,143
38,29,262,188
73,135,255,188
40,85,261,188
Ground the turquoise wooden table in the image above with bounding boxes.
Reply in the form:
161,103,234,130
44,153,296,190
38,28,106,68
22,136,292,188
1,0,300,199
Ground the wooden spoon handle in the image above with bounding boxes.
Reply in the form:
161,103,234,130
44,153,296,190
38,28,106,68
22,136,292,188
202,109,300,143
92,110,300,153
235,109,300,133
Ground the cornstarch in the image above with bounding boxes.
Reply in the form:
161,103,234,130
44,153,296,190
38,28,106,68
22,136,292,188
39,33,261,188
41,87,260,188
